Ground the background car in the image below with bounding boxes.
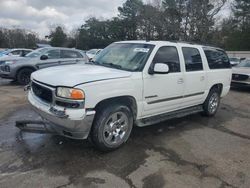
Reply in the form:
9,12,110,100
231,59,250,87
86,49,102,59
0,48,33,58
229,57,241,66
0,47,88,85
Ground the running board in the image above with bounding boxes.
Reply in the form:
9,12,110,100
136,105,203,127
15,120,55,134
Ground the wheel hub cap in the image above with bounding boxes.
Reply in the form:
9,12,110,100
103,112,129,145
209,93,219,114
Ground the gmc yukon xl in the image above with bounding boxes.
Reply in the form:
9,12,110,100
25,41,232,151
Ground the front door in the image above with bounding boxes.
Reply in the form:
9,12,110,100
142,46,185,117
37,49,61,69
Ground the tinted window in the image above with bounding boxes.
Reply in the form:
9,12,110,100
203,48,231,69
45,50,60,59
153,46,180,73
61,50,83,58
182,47,203,72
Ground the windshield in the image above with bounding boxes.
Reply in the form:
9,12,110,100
236,59,250,68
25,48,48,58
93,43,154,71
87,49,99,55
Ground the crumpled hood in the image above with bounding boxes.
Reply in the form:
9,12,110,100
31,64,132,87
232,67,250,75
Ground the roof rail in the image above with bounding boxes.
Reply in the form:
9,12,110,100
169,40,221,49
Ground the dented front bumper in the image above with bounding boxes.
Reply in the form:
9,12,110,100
28,90,95,139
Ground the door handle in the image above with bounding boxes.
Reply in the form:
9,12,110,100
177,78,184,84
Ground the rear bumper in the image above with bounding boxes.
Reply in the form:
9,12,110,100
28,91,95,139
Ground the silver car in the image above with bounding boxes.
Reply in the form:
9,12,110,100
0,48,33,59
231,59,250,87
0,47,88,85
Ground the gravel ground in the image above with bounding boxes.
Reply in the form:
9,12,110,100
0,78,250,188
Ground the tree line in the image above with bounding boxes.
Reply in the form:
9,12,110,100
0,28,40,49
1,0,250,51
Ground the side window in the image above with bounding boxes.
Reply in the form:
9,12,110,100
11,50,22,55
153,46,180,73
182,47,203,72
61,50,83,58
45,50,60,59
23,50,31,56
203,48,231,69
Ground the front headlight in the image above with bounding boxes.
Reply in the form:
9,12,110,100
56,87,85,100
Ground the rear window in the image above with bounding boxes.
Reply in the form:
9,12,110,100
203,48,231,69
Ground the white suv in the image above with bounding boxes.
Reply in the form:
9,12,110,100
26,41,232,151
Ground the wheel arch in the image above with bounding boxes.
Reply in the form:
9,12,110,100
15,66,37,79
94,96,138,121
209,83,223,96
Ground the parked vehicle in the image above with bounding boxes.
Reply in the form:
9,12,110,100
0,47,88,85
24,41,232,151
86,49,102,59
231,59,250,87
0,48,32,58
229,57,241,66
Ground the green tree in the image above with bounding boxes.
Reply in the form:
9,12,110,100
231,0,250,50
49,26,67,47
118,0,144,39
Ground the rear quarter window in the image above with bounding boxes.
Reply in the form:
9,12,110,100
203,48,231,69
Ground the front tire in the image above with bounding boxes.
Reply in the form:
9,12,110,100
17,68,34,85
203,88,221,116
91,104,133,151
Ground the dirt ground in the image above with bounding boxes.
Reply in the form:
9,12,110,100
0,78,250,188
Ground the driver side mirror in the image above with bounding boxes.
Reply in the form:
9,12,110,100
149,63,170,75
40,55,48,60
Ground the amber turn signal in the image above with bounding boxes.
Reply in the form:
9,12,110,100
70,89,85,100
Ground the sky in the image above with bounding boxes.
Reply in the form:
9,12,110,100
0,0,232,38
0,0,126,38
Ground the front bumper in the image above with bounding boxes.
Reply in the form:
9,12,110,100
0,70,14,79
28,91,95,139
231,81,250,88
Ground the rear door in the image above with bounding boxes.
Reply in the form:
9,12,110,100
181,46,207,107
37,49,61,69
60,50,84,65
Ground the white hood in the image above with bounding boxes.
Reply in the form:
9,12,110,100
232,67,250,75
31,64,132,87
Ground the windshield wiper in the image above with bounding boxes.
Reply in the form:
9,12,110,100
102,62,122,69
86,60,100,65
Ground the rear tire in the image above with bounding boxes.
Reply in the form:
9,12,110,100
17,68,34,85
203,88,221,116
91,103,133,151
